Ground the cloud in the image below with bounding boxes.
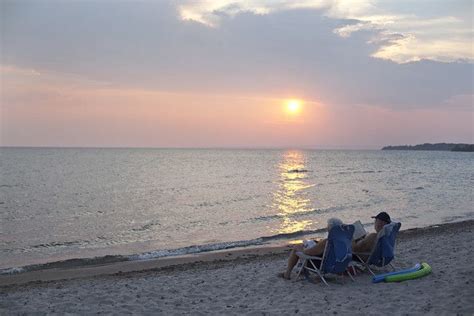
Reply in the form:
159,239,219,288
178,0,474,64
178,0,329,26
0,64,41,76
1,0,472,112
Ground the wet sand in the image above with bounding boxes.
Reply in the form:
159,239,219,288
1,220,473,315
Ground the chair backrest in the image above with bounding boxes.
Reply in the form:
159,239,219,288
368,222,402,267
321,224,355,274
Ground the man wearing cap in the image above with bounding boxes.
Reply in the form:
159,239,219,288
352,212,392,259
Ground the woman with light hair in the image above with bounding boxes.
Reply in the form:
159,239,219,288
279,217,344,280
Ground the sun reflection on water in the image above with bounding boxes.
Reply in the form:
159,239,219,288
272,150,316,234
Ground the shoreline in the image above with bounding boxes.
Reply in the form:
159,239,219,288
1,219,473,315
1,219,472,287
0,225,329,276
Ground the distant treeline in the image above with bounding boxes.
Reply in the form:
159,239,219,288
382,143,474,152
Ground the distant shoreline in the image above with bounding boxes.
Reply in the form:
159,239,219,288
382,143,473,152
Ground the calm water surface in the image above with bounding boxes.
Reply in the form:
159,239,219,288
0,148,472,270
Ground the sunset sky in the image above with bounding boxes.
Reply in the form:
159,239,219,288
1,0,473,149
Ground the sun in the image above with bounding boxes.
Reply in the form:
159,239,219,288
286,99,302,114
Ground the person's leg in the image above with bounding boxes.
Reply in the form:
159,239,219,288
284,245,303,279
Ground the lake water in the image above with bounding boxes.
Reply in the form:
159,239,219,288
0,148,472,272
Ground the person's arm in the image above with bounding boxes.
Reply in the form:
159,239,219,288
353,233,376,253
303,239,327,256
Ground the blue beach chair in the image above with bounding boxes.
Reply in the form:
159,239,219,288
296,225,355,286
354,221,402,276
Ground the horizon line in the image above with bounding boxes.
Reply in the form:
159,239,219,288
0,145,382,150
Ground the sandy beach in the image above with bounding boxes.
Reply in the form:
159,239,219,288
1,220,473,315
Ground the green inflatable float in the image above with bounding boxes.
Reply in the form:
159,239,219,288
385,262,432,283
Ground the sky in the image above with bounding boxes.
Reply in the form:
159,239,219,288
1,0,473,149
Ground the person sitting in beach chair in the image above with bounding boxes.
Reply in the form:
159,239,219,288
295,222,355,285
279,218,350,280
352,212,401,275
352,212,392,257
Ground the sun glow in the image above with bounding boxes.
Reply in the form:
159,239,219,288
286,99,302,114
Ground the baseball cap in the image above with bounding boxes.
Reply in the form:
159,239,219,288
372,211,391,223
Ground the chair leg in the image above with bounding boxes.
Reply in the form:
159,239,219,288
347,269,355,282
355,255,374,276
389,263,396,271
348,263,357,276
349,273,355,282
319,274,329,286
295,259,306,280
366,264,376,276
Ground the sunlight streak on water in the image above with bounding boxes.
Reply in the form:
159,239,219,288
274,150,317,234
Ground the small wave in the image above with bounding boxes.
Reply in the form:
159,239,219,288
251,206,345,222
0,184,18,188
186,195,261,209
0,267,25,275
252,214,282,222
30,240,86,249
442,215,466,223
415,187,424,190
287,169,309,173
260,228,327,242
130,227,333,262
132,221,161,232
337,170,379,175
129,239,265,261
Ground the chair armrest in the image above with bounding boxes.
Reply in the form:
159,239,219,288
296,252,323,260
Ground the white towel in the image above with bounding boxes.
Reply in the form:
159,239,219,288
303,240,317,249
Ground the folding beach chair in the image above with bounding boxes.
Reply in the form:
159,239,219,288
353,222,402,276
296,225,355,286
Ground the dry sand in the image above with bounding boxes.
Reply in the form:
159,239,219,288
1,220,473,315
